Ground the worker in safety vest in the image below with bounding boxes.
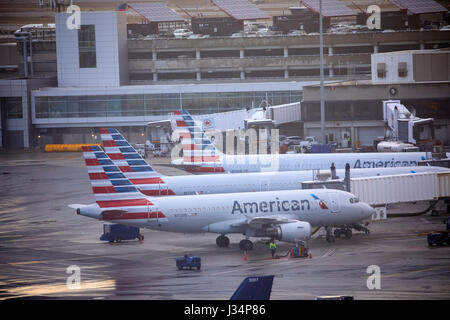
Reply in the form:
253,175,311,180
269,239,277,258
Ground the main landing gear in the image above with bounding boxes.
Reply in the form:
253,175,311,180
325,227,335,243
215,234,254,251
325,224,370,242
325,227,352,242
216,234,230,247
239,239,253,251
334,227,353,239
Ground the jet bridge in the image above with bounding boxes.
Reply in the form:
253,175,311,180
302,170,450,221
382,100,434,146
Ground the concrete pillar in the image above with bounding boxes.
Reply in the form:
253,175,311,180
240,69,245,80
420,42,425,50
22,93,29,148
153,72,158,82
152,50,157,61
196,69,201,81
196,49,200,60
0,105,2,148
240,49,244,59
373,44,379,53
284,68,289,79
350,126,356,149
328,46,333,56
329,66,334,78
284,47,288,58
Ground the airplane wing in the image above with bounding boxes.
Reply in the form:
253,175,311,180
231,215,299,228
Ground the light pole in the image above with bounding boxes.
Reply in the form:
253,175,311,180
319,0,325,145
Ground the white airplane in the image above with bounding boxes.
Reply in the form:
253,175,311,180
171,110,444,173
72,146,375,250
97,128,450,197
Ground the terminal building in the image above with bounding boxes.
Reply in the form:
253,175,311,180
0,0,449,149
301,48,450,147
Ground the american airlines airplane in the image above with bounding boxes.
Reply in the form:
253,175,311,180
171,110,443,173
72,145,375,250
97,128,449,197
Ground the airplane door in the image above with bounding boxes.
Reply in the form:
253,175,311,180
147,205,159,224
328,192,341,213
147,204,151,224
159,182,168,196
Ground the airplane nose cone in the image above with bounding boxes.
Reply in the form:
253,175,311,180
362,203,375,220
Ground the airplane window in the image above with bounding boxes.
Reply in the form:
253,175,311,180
349,198,354,204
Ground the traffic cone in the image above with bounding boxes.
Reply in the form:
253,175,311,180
308,252,312,259
243,250,247,261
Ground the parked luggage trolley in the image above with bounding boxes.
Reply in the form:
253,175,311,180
100,224,143,243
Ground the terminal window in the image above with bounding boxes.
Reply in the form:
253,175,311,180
398,62,407,77
377,63,386,78
2,97,22,119
78,25,96,68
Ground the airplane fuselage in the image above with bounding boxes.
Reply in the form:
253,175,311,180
179,152,435,173
79,189,375,235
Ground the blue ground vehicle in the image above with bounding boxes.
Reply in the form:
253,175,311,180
100,224,143,243
176,255,201,270
427,232,449,246
427,217,450,247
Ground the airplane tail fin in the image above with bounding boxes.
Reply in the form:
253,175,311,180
98,128,175,196
230,276,274,300
83,141,175,197
81,145,152,213
172,110,224,171
99,128,159,175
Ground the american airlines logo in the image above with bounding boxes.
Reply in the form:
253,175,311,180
232,198,311,214
353,159,418,168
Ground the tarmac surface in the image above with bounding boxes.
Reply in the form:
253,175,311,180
0,151,449,300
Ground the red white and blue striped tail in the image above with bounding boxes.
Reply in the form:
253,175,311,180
172,110,223,166
99,128,158,176
98,128,175,196
81,145,166,221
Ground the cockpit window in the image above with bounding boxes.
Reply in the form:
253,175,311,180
349,197,360,204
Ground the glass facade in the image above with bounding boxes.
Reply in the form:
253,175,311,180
34,90,302,118
78,25,96,68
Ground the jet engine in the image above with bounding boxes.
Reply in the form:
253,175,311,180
274,221,311,242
